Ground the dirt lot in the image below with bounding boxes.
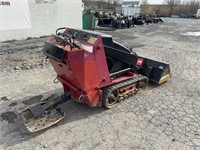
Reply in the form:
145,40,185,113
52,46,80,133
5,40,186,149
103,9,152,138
1,19,200,150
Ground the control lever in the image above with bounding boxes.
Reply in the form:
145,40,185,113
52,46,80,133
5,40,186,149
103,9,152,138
52,34,73,50
57,32,72,43
56,27,66,35
58,32,80,49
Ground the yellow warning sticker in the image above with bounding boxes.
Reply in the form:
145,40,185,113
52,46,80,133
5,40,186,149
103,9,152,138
88,37,97,44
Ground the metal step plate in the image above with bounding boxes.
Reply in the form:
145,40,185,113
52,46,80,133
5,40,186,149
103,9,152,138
22,108,65,132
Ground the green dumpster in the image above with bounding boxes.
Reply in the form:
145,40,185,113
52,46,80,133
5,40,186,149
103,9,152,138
82,10,96,30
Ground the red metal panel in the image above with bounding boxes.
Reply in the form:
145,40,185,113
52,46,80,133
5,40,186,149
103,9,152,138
49,59,80,89
93,36,111,86
67,50,101,91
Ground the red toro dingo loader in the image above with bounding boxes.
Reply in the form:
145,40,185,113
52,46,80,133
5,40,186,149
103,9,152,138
19,28,171,132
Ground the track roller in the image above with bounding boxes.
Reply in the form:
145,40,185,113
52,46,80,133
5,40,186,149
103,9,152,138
102,74,148,109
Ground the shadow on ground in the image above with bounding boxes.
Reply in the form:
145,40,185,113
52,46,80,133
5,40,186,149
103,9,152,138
0,82,159,148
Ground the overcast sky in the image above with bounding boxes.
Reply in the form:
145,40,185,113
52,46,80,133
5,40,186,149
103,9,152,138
147,0,164,4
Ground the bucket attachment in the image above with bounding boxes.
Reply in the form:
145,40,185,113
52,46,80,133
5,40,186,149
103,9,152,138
139,58,171,84
18,93,70,132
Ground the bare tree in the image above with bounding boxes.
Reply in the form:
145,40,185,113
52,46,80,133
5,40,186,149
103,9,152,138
141,0,149,14
165,0,180,16
152,6,161,16
187,0,200,14
141,0,148,5
179,0,200,16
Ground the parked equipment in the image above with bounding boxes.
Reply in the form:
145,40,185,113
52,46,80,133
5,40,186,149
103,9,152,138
19,27,171,132
96,12,164,29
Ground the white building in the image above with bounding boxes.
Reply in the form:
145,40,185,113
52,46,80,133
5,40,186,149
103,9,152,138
119,1,141,16
100,0,123,4
122,0,140,7
0,0,82,41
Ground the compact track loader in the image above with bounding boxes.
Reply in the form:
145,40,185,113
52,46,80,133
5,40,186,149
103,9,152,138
19,27,171,132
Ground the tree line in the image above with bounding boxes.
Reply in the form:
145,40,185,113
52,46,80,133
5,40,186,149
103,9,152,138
141,0,200,17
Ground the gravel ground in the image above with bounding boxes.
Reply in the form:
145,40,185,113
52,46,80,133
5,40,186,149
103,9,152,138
0,19,200,150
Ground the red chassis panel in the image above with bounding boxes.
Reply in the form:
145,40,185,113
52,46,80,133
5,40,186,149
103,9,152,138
48,35,111,107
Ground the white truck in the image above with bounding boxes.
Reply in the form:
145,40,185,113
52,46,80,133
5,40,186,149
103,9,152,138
197,9,200,19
